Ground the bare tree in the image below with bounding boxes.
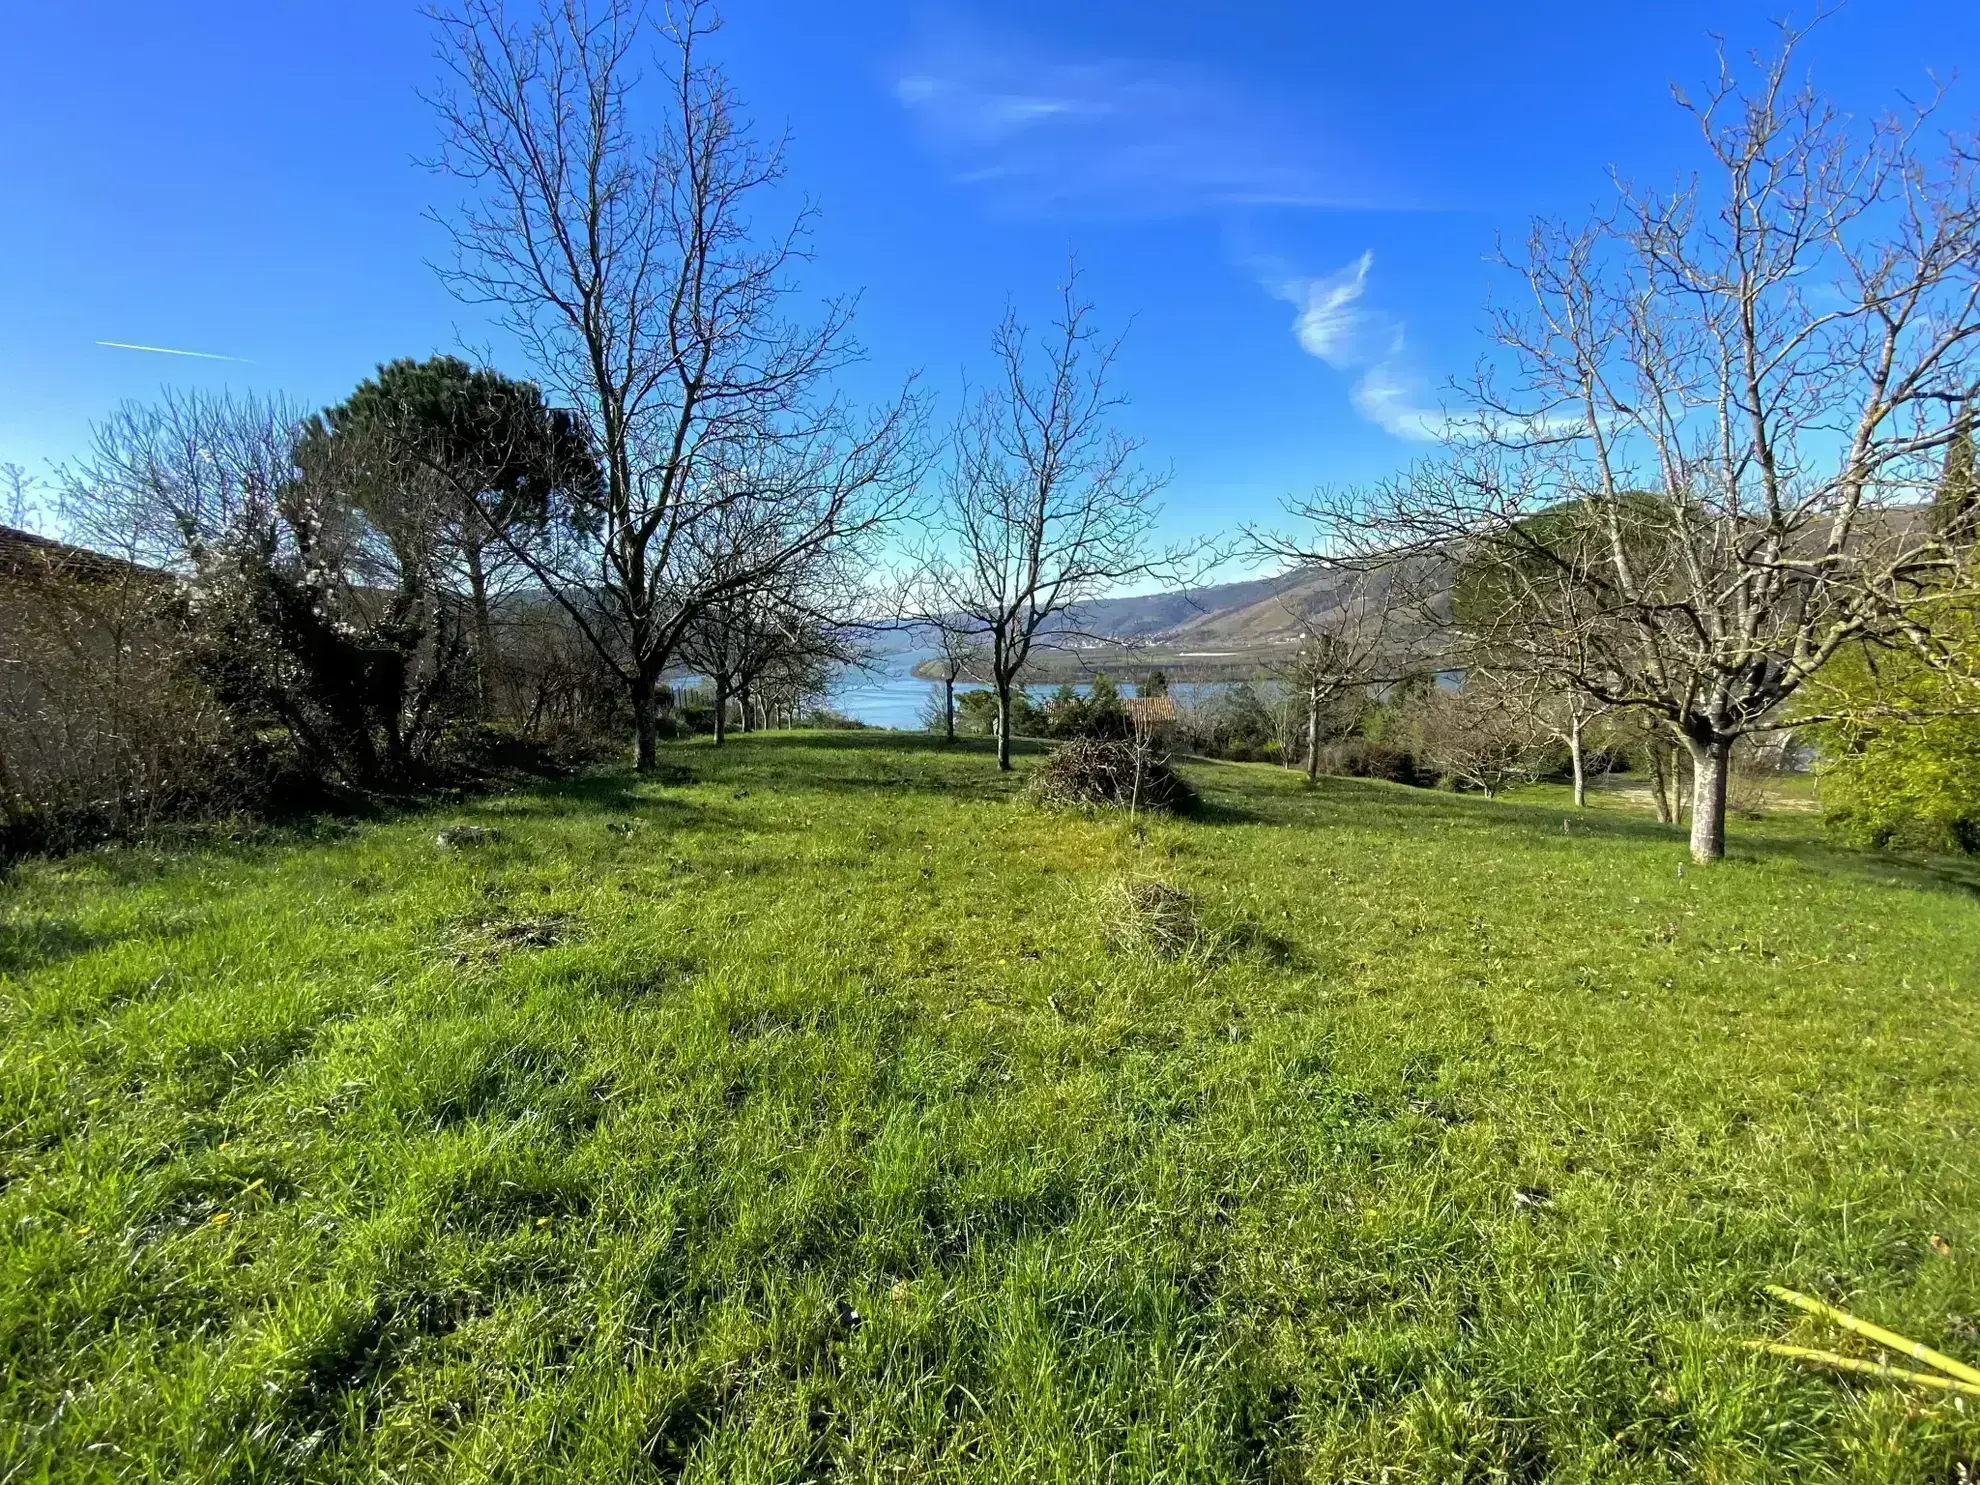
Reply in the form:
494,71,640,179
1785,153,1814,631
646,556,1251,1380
1275,27,1980,861
1413,683,1543,800
1270,572,1396,783
680,583,856,742
427,0,922,770
1537,686,1610,808
926,622,981,741
918,280,1182,771
1448,537,1615,806
2,463,41,532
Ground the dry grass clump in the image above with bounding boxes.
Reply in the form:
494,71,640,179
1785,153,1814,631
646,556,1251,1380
1024,739,1196,815
1101,877,1202,959
441,912,572,965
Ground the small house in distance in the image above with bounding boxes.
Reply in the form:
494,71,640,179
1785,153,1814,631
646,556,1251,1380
1127,693,1176,744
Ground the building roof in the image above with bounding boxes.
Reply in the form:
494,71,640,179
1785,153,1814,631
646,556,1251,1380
0,525,161,586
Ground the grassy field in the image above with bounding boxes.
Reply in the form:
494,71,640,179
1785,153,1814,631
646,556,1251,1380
2,733,1977,1482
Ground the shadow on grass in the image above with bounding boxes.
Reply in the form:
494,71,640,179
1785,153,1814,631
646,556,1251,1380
1190,758,1980,900
652,729,1047,803
0,914,111,977
731,729,1050,761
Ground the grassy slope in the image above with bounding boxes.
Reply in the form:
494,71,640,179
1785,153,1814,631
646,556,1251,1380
1,734,1977,1483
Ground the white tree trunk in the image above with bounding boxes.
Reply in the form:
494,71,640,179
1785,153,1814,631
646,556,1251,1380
1687,737,1731,863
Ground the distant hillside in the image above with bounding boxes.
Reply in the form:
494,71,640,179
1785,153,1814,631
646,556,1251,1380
1059,565,1397,647
1049,574,1293,640
903,566,1424,682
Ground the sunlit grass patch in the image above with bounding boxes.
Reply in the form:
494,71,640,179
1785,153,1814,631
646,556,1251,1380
1,731,1977,1480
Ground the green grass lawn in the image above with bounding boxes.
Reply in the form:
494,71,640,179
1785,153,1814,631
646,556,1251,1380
3,733,1978,1481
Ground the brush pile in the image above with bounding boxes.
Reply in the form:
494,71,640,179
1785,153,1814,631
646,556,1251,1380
1023,739,1196,815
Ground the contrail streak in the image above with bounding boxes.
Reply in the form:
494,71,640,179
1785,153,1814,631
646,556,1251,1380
96,340,254,363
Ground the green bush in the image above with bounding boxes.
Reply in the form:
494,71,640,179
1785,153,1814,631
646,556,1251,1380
956,687,1047,737
1808,615,1980,852
1042,674,1132,740
1819,710,1980,852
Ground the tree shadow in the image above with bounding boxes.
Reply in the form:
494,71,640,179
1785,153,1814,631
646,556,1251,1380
727,730,1048,761
649,730,1045,804
1733,832,1980,899
0,914,111,977
530,770,703,815
1186,760,1980,901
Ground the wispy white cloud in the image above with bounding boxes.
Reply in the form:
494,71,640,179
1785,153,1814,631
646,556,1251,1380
96,340,253,363
1350,360,1449,443
893,21,1383,216
1261,253,1449,442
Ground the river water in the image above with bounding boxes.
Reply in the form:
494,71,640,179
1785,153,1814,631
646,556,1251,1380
826,653,1145,730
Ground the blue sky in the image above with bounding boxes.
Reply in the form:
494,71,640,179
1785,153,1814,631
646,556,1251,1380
4,1,1976,542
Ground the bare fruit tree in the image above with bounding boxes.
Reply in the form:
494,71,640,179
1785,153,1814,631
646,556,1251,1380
2,463,42,532
1278,28,1980,861
924,620,981,742
428,0,922,770
1412,684,1543,800
1270,572,1397,784
917,280,1183,771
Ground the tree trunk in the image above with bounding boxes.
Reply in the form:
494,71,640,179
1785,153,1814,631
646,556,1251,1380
1569,716,1586,808
631,674,659,772
1646,743,1672,824
943,677,955,741
713,676,729,745
466,542,495,716
995,685,1013,771
0,735,35,834
738,684,752,734
1305,684,1321,783
1686,735,1731,863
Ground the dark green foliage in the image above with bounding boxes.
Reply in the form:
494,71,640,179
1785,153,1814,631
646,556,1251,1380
1042,673,1131,740
1449,492,1686,641
305,357,599,723
314,357,596,526
196,362,598,791
186,535,471,789
1023,737,1197,814
956,687,1045,737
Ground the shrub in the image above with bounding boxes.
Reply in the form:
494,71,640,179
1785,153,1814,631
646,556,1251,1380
956,688,1047,738
792,708,867,730
1172,681,1280,760
1314,738,1423,784
1024,739,1196,815
1411,687,1545,798
1807,618,1980,852
1042,674,1132,740
1818,711,1980,852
